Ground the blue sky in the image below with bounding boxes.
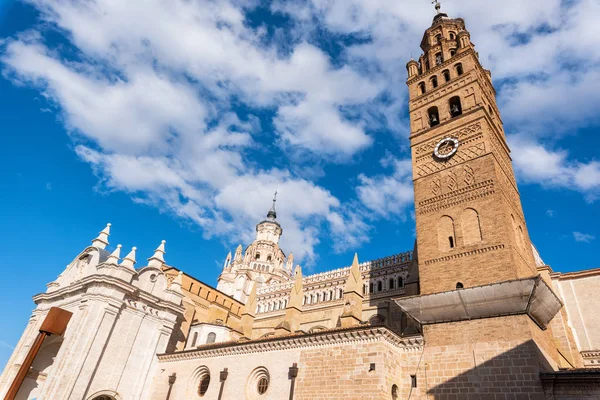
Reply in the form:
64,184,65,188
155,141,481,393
1,0,599,367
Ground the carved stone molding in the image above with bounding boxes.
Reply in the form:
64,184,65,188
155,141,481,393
417,142,486,178
417,180,495,215
423,244,505,265
157,326,424,362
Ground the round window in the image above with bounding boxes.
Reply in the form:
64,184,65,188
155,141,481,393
257,377,269,395
198,373,210,396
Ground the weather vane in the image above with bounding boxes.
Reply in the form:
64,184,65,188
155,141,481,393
432,0,442,14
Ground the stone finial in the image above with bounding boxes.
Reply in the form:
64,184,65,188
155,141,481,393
288,265,304,310
148,240,166,268
91,223,111,249
344,253,363,295
244,282,258,316
234,244,243,262
224,251,232,269
170,270,183,294
120,247,137,270
106,244,122,265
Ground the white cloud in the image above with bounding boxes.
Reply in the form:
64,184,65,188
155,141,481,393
2,0,599,265
356,154,414,218
509,135,600,201
573,232,595,243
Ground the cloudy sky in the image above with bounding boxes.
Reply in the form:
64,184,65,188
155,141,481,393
0,0,599,365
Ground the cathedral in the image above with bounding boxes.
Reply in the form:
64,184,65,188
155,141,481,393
1,5,600,400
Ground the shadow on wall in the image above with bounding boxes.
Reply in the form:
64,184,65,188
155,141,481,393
423,340,573,399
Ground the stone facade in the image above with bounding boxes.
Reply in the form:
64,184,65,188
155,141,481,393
1,6,600,400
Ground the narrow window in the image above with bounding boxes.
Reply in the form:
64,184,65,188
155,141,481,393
418,82,426,95
428,106,440,127
377,281,383,292
435,34,442,44
369,282,374,293
449,236,455,248
198,373,210,396
442,70,450,82
411,375,417,388
398,277,404,288
449,32,456,40
449,96,462,118
189,282,194,291
389,278,395,290
266,255,272,262
338,288,343,298
430,76,438,88
392,384,399,400
450,48,457,57
206,332,216,344
456,282,464,289
363,285,367,295
255,253,260,260
435,52,443,66
191,332,198,347
425,59,430,71
455,63,464,76
257,377,269,394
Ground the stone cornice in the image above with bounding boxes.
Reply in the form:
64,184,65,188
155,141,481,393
550,268,600,281
157,327,423,362
423,244,505,265
33,274,185,315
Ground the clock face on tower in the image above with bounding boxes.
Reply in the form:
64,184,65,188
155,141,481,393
434,137,459,160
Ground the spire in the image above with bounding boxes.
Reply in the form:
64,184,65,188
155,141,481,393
288,265,303,310
91,223,111,249
170,270,183,294
344,253,363,296
148,240,166,268
106,244,122,265
266,190,277,220
120,247,137,270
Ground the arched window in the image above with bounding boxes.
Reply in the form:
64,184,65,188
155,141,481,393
518,226,525,248
191,331,199,347
435,34,442,44
438,215,456,251
392,384,399,400
462,208,482,245
377,281,383,292
430,76,438,89
449,32,456,40
455,63,464,76
442,69,450,82
266,255,272,262
418,82,426,95
398,277,404,288
206,332,216,344
255,253,260,260
198,371,211,397
369,282,374,293
456,282,464,289
450,48,457,57
449,96,462,117
428,106,440,127
425,59,430,71
435,52,443,66
338,288,343,298
389,278,395,290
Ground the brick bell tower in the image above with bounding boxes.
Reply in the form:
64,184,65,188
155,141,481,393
406,5,538,295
